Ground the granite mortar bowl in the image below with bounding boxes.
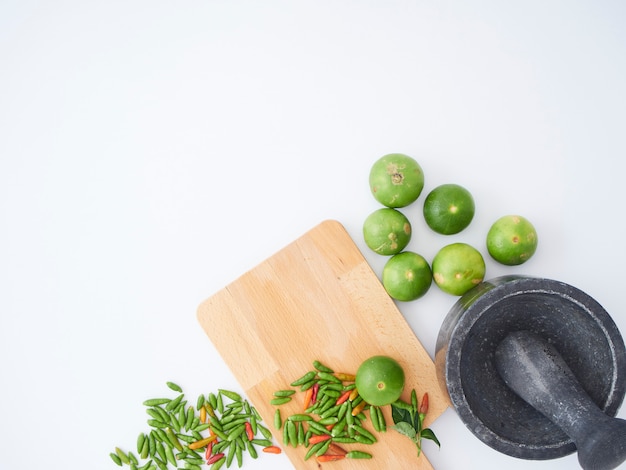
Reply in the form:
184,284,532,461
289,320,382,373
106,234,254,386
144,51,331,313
435,275,626,460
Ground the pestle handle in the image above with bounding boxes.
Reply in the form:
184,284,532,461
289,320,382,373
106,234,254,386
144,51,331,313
495,331,626,470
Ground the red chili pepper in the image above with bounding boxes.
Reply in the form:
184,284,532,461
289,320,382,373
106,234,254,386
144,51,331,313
206,452,225,465
262,446,282,454
308,434,332,445
317,454,346,462
328,443,347,456
311,383,320,404
419,392,429,415
245,421,254,441
205,440,214,460
335,389,352,406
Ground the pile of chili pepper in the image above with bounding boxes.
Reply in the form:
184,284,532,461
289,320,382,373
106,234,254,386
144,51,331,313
271,360,380,464
110,382,281,470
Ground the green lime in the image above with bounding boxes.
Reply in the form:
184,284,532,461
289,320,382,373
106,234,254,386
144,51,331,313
487,215,538,265
369,153,425,208
355,355,405,406
382,251,432,301
423,183,475,235
432,243,485,295
363,208,412,256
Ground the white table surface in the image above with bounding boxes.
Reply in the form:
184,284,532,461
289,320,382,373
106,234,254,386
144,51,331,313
1,1,625,469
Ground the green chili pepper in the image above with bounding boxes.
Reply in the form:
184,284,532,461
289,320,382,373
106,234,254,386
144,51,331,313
370,406,381,432
304,441,326,460
313,360,334,373
346,450,373,459
247,440,258,459
274,409,282,429
307,420,331,434
165,394,184,412
251,438,273,446
287,420,297,448
317,371,341,383
376,405,386,432
147,419,168,429
316,439,331,455
219,389,242,402
184,406,195,430
211,457,226,470
270,396,291,406
109,452,123,466
297,422,305,446
257,423,273,439
196,394,205,410
290,370,316,387
226,441,236,467
287,413,313,422
140,437,149,459
353,424,377,443
299,379,316,391
143,398,170,407
227,423,247,441
165,427,183,451
163,444,176,466
166,381,182,393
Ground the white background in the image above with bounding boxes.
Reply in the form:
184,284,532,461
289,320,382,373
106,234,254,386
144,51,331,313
1,1,625,469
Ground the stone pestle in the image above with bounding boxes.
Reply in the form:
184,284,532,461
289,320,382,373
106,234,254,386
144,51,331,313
495,330,626,470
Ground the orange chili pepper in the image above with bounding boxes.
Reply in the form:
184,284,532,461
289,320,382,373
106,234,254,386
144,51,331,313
348,388,359,401
205,403,216,418
419,392,429,415
351,400,367,416
308,434,332,445
262,446,282,454
188,434,217,450
317,454,346,462
200,405,207,424
334,372,356,381
303,387,314,411
335,389,352,406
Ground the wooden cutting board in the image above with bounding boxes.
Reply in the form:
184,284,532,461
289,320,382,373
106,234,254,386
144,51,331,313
197,219,450,469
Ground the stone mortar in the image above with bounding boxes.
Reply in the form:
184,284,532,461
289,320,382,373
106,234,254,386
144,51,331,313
435,275,626,460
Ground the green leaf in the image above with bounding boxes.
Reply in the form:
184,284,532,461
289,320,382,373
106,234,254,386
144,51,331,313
391,390,443,460
391,402,412,425
390,422,417,440
420,428,441,448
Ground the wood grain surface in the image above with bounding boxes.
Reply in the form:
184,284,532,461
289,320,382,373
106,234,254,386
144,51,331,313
197,219,450,469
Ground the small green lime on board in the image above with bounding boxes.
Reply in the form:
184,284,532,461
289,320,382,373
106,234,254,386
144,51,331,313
423,183,475,235
487,215,538,265
369,153,425,208
432,242,485,295
382,251,432,301
363,208,412,255
355,355,405,406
